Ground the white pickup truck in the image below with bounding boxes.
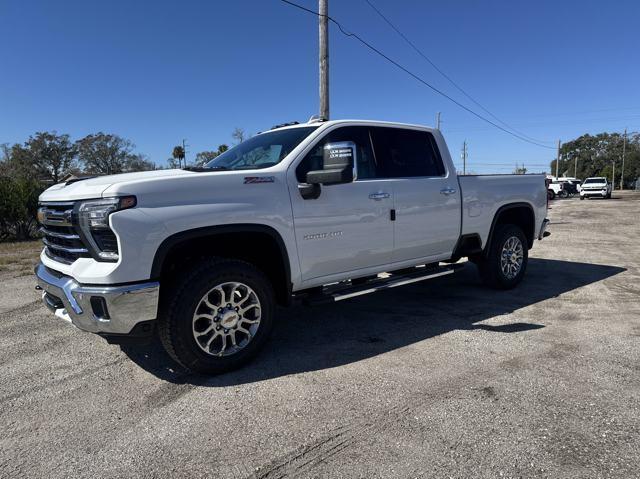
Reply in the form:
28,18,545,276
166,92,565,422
35,119,549,374
580,177,612,199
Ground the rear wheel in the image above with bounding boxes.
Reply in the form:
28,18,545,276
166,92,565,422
159,258,275,374
476,224,528,289
559,190,569,198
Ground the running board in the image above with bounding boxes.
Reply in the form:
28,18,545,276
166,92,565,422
301,264,463,306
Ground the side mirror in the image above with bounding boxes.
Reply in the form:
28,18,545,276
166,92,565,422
306,141,356,186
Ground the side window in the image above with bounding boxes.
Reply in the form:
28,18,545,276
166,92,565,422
371,127,445,178
296,126,377,182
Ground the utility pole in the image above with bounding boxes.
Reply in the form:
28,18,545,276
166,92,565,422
461,140,467,175
555,139,561,178
436,112,441,130
182,139,188,167
621,128,627,190
612,160,616,187
319,0,329,120
574,156,578,178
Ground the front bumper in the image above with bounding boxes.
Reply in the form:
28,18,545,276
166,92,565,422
581,190,608,197
35,262,159,335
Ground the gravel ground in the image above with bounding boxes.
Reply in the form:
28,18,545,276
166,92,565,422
1,192,639,478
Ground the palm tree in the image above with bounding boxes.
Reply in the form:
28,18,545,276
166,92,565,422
172,146,185,168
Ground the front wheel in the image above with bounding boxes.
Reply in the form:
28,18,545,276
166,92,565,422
476,224,528,289
158,258,275,374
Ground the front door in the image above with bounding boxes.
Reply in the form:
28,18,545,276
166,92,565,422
288,126,394,284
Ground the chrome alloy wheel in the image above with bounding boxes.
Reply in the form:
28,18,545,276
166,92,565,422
192,282,261,357
500,236,524,279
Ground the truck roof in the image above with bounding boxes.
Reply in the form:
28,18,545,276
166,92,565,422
268,118,436,133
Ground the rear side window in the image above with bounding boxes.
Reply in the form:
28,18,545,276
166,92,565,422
371,127,445,178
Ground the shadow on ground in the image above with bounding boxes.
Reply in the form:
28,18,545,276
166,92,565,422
119,258,624,385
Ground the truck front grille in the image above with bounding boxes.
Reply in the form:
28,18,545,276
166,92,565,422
39,202,91,264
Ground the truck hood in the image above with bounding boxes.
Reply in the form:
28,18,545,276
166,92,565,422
39,169,195,201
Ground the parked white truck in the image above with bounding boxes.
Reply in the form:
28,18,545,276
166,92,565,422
580,177,612,199
35,119,549,374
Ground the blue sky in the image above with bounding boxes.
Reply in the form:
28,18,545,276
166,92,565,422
1,0,638,173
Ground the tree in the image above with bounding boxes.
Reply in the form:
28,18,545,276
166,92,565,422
172,146,185,168
126,154,155,172
195,151,220,164
194,144,231,165
0,176,42,240
231,128,245,145
0,143,33,179
23,131,76,183
76,133,146,175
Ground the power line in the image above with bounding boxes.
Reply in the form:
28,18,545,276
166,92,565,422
362,0,554,146
278,0,556,150
446,114,640,132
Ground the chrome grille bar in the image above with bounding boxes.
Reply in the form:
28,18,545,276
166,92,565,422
42,238,89,254
39,227,80,240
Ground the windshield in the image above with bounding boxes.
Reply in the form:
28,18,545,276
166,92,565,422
584,178,606,184
203,126,318,170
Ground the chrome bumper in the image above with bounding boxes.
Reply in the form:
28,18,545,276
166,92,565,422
35,262,159,335
538,218,550,240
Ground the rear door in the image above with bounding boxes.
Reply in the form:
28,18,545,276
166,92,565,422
370,126,461,263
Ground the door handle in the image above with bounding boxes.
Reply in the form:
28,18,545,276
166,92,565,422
440,187,457,195
369,192,390,200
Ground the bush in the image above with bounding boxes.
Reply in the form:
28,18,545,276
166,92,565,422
0,176,43,241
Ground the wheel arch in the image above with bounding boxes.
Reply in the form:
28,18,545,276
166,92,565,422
484,202,536,255
151,224,292,306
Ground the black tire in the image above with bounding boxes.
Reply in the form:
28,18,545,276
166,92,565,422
580,195,585,200
559,190,568,199
547,190,555,200
158,258,275,375
476,224,528,290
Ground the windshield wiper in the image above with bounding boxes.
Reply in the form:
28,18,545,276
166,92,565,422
183,165,229,172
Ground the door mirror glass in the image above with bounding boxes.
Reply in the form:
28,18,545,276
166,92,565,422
306,141,356,185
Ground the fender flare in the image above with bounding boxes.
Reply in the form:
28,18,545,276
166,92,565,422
150,224,291,293
484,202,535,255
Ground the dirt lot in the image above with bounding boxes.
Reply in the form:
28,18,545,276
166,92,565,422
1,192,639,478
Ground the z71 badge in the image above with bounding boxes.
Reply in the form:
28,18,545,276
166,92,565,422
244,176,275,184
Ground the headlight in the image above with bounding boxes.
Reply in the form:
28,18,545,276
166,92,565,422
77,196,136,261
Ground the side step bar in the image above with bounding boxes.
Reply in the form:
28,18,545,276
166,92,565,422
301,263,464,306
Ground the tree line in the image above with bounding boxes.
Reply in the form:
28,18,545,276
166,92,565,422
550,132,640,187
0,131,155,241
0,128,243,241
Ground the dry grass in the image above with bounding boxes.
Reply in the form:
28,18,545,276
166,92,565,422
0,240,42,274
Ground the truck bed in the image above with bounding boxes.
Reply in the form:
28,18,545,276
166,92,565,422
458,174,547,248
